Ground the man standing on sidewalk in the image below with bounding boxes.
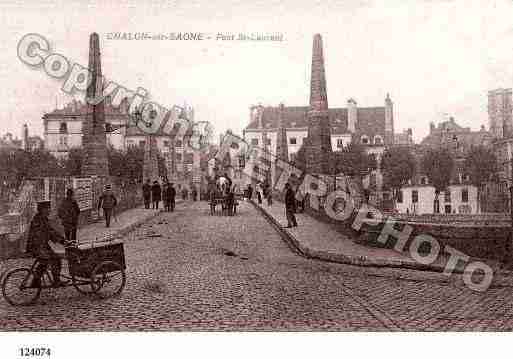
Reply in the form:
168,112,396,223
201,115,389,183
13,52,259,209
98,185,117,228
58,188,80,245
169,183,176,212
284,183,298,228
142,179,151,209
151,180,162,210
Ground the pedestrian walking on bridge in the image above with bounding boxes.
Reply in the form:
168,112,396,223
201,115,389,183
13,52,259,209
284,183,298,228
98,185,117,228
151,180,161,210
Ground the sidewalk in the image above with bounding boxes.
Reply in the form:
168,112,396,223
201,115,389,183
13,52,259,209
75,206,162,246
252,200,488,275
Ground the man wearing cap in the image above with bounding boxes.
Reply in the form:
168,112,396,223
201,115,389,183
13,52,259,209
98,185,118,228
26,201,67,287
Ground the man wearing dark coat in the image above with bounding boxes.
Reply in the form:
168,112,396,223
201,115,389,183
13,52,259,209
58,188,80,244
284,183,298,228
142,179,151,209
98,185,118,228
26,201,67,287
168,183,176,212
151,180,162,209
162,182,170,211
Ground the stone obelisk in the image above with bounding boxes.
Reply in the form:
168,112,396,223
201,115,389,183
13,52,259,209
273,103,289,186
304,34,332,174
143,135,159,183
82,33,109,178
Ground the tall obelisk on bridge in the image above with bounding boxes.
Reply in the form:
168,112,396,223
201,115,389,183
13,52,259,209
82,32,109,178
303,34,332,174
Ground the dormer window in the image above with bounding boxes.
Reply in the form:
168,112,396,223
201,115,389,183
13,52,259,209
361,135,369,144
59,122,68,134
373,135,383,145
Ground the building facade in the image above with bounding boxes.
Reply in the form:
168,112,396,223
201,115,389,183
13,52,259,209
488,88,513,139
396,118,493,214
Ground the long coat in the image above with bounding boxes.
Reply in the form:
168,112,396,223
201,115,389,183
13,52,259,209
151,184,162,202
285,188,297,212
26,213,63,258
57,198,80,228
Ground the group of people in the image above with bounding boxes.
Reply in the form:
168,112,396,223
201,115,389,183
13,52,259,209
245,181,302,228
142,179,176,212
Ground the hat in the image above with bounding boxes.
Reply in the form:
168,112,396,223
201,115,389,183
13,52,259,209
37,200,51,210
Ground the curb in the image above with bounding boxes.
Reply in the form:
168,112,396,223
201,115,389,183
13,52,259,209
87,200,185,242
251,201,473,275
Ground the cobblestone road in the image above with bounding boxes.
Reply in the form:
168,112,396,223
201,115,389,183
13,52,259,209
1,201,513,331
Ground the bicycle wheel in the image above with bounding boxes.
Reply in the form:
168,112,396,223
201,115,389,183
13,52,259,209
2,268,41,306
90,261,126,299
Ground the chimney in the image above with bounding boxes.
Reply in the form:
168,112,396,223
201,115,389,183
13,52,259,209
347,98,357,133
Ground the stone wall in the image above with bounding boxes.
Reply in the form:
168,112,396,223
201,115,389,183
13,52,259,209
299,193,511,262
0,176,142,260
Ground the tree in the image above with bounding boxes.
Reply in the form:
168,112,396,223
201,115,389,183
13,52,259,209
61,148,83,176
381,146,416,203
108,147,127,178
332,144,377,203
332,143,377,178
421,148,454,213
464,145,497,213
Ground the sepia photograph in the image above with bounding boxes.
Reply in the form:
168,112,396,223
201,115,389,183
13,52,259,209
0,0,513,357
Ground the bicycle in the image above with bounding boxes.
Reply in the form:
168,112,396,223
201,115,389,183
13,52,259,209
1,241,126,306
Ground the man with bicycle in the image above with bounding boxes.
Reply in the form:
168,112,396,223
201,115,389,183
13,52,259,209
26,200,68,288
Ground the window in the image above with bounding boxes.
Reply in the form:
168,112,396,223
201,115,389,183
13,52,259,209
445,190,451,203
175,140,182,147
266,138,271,146
59,136,67,146
396,190,403,203
462,188,469,203
139,140,146,147
420,177,428,185
251,138,259,146
59,122,68,134
361,135,369,144
238,155,245,168
127,140,135,148
184,153,194,164
164,140,170,147
337,139,344,148
175,153,182,161
412,190,419,203
289,137,297,145
374,136,383,145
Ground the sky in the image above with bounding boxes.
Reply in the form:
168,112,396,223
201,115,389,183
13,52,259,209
0,0,513,143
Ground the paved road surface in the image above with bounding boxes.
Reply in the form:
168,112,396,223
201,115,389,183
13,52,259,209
1,201,513,330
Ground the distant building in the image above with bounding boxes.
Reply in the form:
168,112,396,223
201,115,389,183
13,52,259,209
394,128,414,146
0,133,22,150
396,118,493,214
42,98,129,158
244,95,394,161
488,88,512,139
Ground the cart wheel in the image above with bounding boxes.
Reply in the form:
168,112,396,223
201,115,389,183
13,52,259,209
90,261,126,298
71,275,96,295
1,268,41,306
